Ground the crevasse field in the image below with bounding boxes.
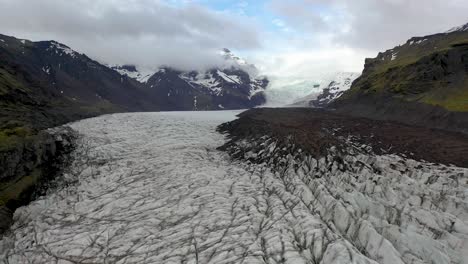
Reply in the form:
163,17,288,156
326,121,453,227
1,111,467,264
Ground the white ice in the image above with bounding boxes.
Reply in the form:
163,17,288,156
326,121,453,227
1,111,467,264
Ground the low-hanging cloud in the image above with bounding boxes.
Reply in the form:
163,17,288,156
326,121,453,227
0,0,260,71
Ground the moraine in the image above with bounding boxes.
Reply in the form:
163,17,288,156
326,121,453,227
1,111,467,264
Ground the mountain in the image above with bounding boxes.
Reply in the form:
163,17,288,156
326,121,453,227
111,49,268,110
291,72,360,107
332,22,468,133
0,34,269,132
0,34,160,133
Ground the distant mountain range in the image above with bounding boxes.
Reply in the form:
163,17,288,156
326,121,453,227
0,34,268,132
110,49,268,110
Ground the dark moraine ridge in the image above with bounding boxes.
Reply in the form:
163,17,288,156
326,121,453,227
218,108,468,168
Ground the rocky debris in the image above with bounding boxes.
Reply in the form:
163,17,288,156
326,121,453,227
219,108,468,168
0,127,76,236
218,110,468,264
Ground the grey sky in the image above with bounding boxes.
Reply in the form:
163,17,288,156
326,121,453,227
0,0,259,71
0,0,467,76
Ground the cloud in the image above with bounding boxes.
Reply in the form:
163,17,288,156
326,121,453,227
269,0,468,51
251,0,468,82
253,46,374,79
1,0,466,80
0,0,260,71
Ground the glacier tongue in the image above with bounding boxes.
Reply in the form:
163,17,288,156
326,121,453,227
1,111,467,264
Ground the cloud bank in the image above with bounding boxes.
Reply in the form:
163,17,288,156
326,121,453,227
0,0,467,78
254,0,468,79
0,0,260,71
269,0,468,51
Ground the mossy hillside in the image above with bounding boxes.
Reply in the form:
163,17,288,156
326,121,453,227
422,79,468,111
0,68,30,95
0,169,40,207
0,126,35,151
368,32,468,76
340,30,468,112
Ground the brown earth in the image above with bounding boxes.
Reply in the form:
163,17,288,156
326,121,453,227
218,108,468,168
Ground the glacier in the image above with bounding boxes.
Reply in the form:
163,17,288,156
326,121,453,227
0,111,467,263
263,73,360,107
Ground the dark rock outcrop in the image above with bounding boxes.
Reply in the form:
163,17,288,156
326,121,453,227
0,127,76,235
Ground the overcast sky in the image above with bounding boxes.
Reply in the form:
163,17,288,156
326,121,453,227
0,0,467,78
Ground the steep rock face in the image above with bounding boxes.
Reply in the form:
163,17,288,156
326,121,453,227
332,23,468,133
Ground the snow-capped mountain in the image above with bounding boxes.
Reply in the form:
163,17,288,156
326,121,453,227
112,49,269,110
292,72,360,107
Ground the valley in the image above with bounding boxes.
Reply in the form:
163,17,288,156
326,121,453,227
1,111,466,263
0,3,468,263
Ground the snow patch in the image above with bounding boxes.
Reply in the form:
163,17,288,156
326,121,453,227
47,42,79,58
112,65,154,83
179,72,223,96
216,70,241,84
42,66,50,74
